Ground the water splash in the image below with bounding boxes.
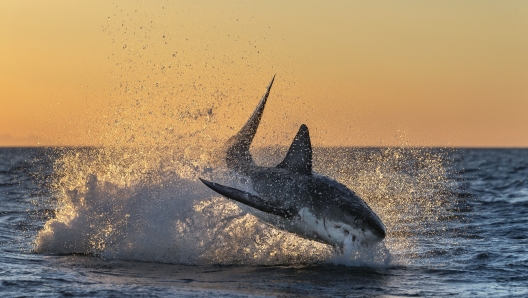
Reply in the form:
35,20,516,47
34,143,453,268
34,146,331,265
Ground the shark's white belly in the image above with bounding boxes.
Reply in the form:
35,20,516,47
250,207,368,246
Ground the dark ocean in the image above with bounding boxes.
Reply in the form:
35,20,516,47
1,147,527,297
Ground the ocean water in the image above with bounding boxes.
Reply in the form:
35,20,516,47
1,147,527,297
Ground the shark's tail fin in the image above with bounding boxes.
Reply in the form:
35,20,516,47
224,75,275,169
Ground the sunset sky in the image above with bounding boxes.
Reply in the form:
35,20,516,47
1,1,527,147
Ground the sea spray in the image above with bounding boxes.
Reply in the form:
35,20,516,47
34,147,332,264
34,145,453,267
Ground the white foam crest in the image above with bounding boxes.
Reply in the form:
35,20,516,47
34,155,332,265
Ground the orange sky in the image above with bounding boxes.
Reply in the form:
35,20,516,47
1,1,527,147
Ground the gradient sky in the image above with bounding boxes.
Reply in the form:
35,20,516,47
1,1,527,147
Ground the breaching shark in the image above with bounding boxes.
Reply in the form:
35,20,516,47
199,76,386,250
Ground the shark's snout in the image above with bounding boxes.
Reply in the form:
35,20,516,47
363,216,386,242
353,210,386,242
372,221,386,240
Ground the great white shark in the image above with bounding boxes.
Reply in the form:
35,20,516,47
199,76,386,250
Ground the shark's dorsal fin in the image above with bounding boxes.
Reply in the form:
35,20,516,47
224,76,275,169
277,124,312,175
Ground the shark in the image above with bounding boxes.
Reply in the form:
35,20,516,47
199,76,386,250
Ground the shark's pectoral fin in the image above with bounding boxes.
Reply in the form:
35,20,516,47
277,124,312,175
199,178,294,219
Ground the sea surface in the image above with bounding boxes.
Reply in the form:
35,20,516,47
1,147,527,297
